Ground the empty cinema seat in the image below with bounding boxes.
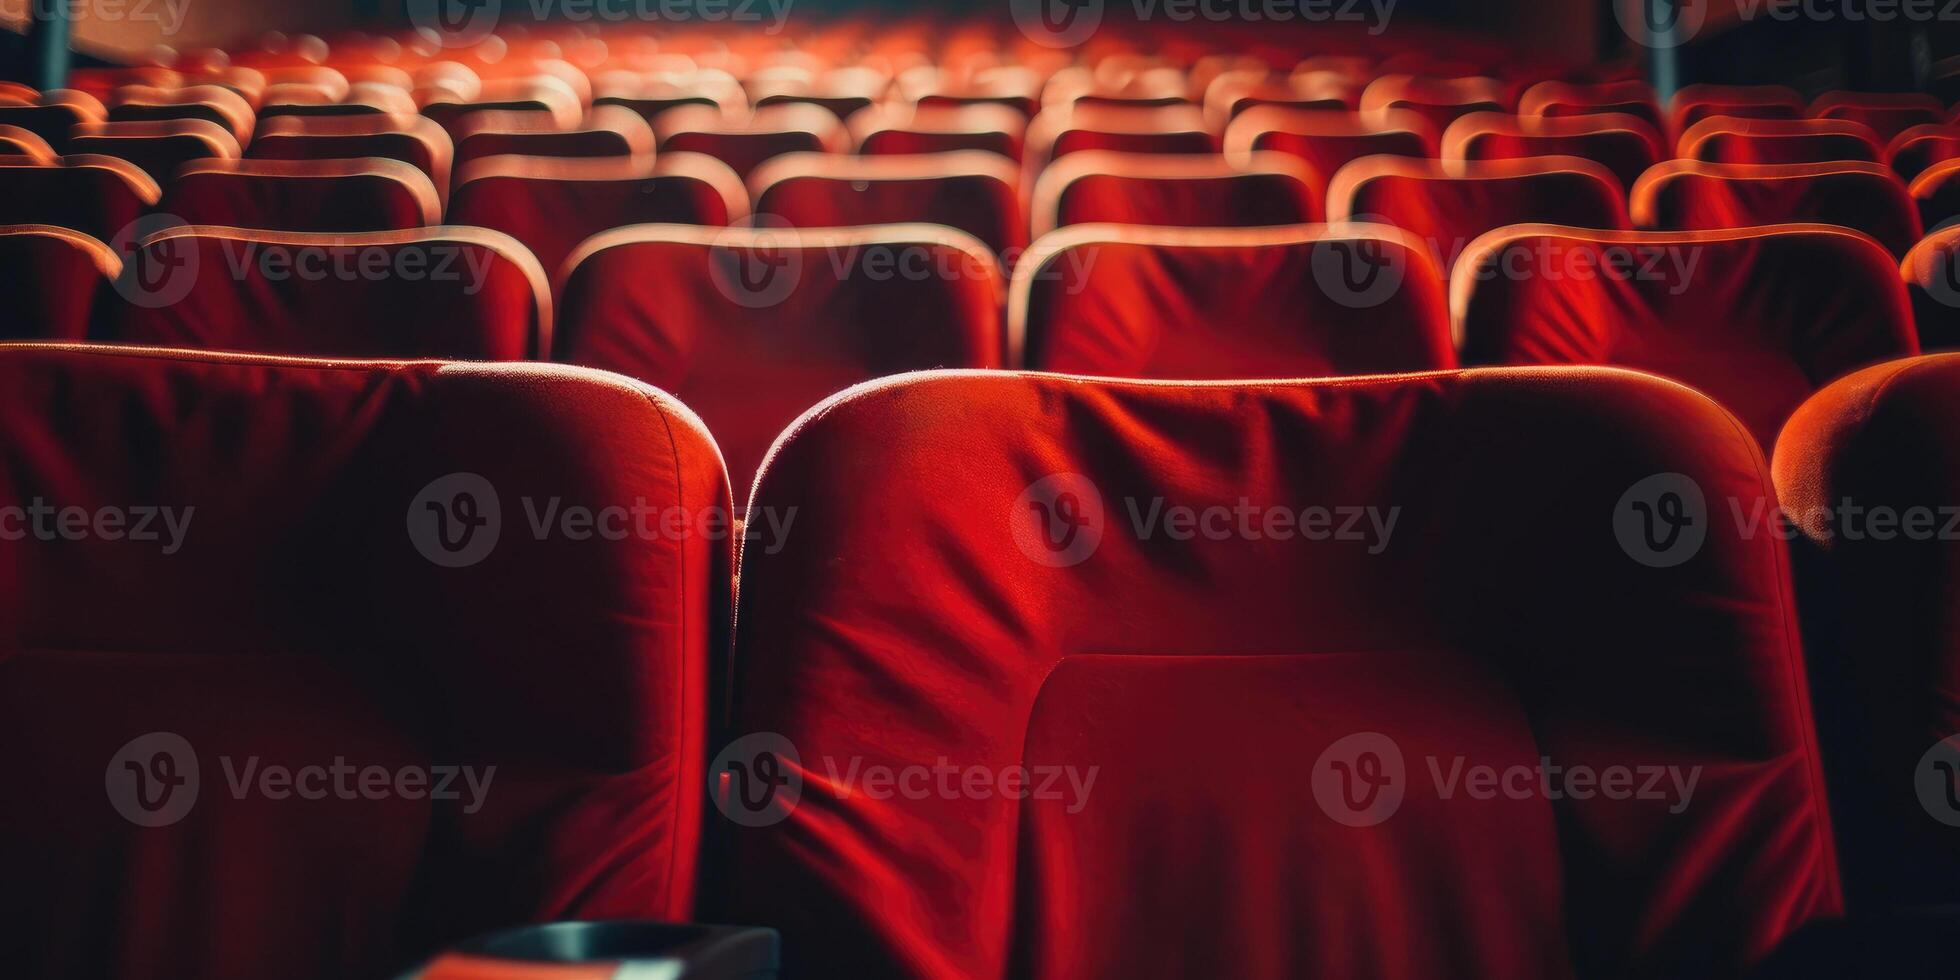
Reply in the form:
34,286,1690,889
1029,151,1319,237
751,151,1025,260
1442,111,1663,190
104,226,550,358
448,152,740,279
0,154,159,244
1888,123,1960,182
850,103,1026,159
1011,223,1452,376
0,343,727,980
0,225,120,340
1668,83,1805,134
1454,224,1918,447
156,158,442,232
555,223,1001,491
1909,158,1960,229
1677,117,1882,165
1810,91,1946,144
1901,224,1960,350
1358,74,1508,131
712,366,1842,978
1773,353,1960,908
656,104,845,182
1024,103,1217,173
0,88,105,150
1518,79,1665,133
246,114,454,205
1223,106,1435,203
67,118,242,185
106,84,256,145
1632,160,1922,257
450,106,657,171
0,124,56,161
1328,156,1628,274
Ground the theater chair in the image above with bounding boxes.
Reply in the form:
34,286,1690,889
1202,69,1360,130
1677,117,1883,166
1909,158,1960,230
450,106,656,172
555,224,1000,491
711,366,1841,978
103,226,550,359
0,225,120,340
0,88,105,150
1668,83,1805,135
592,68,750,126
67,118,243,186
1455,224,1917,447
106,84,256,145
1901,225,1960,350
1888,124,1960,183
1810,91,1946,144
1328,156,1628,277
0,125,56,161
157,159,442,233
0,155,160,244
1028,151,1318,237
752,151,1025,261
1224,107,1435,205
448,153,745,287
419,78,585,137
1632,161,1922,258
1518,79,1665,133
656,104,846,182
850,103,1026,159
247,113,455,207
1443,111,1663,190
1359,74,1508,132
1012,223,1452,376
1023,103,1217,175
260,80,418,118
0,343,729,980
749,65,889,121
1773,353,1960,910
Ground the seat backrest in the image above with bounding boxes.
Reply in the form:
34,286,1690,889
67,118,242,185
0,154,160,244
247,113,455,204
555,223,1001,492
1359,74,1508,132
103,225,550,359
1023,103,1216,175
1772,352,1960,908
1455,223,1918,447
0,224,120,340
0,124,55,161
106,84,256,145
1809,92,1945,144
1223,106,1435,204
1329,155,1629,276
450,105,655,172
157,158,442,233
448,152,745,287
1678,116,1882,165
1631,160,1922,257
1900,223,1960,350
655,104,844,182
1909,157,1960,231
1029,150,1319,237
1443,110,1663,190
1518,79,1664,133
0,89,106,150
0,344,728,980
712,366,1841,979
752,151,1026,260
1887,123,1960,183
1669,83,1805,135
850,103,1026,160
1012,222,1452,376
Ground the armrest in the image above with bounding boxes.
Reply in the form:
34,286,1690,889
1751,907,1960,979
401,921,780,980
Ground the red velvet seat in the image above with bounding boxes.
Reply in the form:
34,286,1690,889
1887,123,1960,183
1810,92,1945,144
0,225,120,340
1443,111,1663,190
0,154,160,244
655,104,845,182
247,113,455,206
1632,160,1921,257
555,223,1001,492
592,68,750,126
450,106,655,173
1773,352,1960,908
1012,223,1452,376
104,226,550,358
0,343,727,980
1359,74,1508,132
106,84,256,145
448,153,745,286
1668,84,1805,136
850,103,1026,160
1224,107,1435,205
712,365,1842,979
748,65,888,122
157,158,442,232
1678,117,1882,166
0,124,56,161
1455,224,1917,447
1328,156,1628,277
1202,69,1359,130
1909,158,1960,231
67,118,242,185
1518,79,1664,133
1029,150,1318,236
0,89,106,151
419,78,585,138
752,151,1025,260
1901,224,1960,350
1024,103,1217,175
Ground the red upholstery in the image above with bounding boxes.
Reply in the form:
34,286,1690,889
1012,223,1453,376
1677,117,1882,165
0,89,106,150
451,106,656,172
1025,103,1217,173
655,104,845,182
592,68,750,125
247,113,455,206
1224,107,1435,204
1773,352,1960,907
1901,225,1960,350
713,366,1842,979
0,343,727,980
0,154,160,244
1632,161,1922,257
1888,123,1960,183
1455,224,1917,447
1202,69,1359,129
0,225,120,340
420,79,585,138
752,151,1025,259
748,65,889,121
1668,84,1805,136
0,124,55,161
1030,150,1317,236
850,103,1026,159
68,118,242,185
1328,156,1629,276
556,224,1001,492
1518,79,1664,134
106,84,256,144
1909,158,1960,231
1443,111,1663,190
104,226,550,359
157,158,443,233
1810,92,1945,144
1359,74,1508,132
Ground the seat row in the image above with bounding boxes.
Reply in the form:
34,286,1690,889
7,340,1960,976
